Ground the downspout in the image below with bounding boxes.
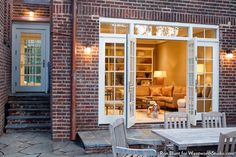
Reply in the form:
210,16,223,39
71,0,77,140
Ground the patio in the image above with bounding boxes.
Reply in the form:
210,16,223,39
0,132,112,157
0,129,163,157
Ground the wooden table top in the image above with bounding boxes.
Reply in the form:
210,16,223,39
152,127,236,150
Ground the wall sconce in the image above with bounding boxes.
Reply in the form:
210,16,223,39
226,49,233,59
84,43,92,54
29,10,35,17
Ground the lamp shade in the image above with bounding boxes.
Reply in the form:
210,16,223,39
154,71,167,78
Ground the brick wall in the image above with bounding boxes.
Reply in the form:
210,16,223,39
0,0,12,135
51,0,72,139
13,0,50,19
52,0,236,139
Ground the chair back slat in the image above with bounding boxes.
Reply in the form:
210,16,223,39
217,131,236,157
110,118,128,157
218,117,221,127
178,118,181,128
231,137,236,152
202,112,227,128
164,112,190,129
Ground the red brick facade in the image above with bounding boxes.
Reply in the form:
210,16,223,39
52,0,236,139
13,0,50,20
0,0,12,135
51,0,72,139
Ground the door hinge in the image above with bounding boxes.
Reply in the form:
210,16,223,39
195,56,197,61
15,66,17,71
15,34,17,39
15,50,17,55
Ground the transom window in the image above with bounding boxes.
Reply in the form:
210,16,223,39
100,19,218,40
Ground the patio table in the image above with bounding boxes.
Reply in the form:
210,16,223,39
152,127,236,156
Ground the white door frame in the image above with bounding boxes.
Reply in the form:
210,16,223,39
98,18,220,125
125,34,136,128
99,37,219,125
12,23,50,93
98,37,126,124
195,40,219,120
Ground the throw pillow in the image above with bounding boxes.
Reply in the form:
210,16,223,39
202,86,211,97
150,87,162,96
162,86,174,97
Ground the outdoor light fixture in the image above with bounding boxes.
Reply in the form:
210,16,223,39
29,10,35,17
154,71,167,86
84,43,92,54
226,49,233,59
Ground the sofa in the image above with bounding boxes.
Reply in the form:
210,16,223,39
136,85,186,110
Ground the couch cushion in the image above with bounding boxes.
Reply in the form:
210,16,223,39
150,86,162,96
173,86,182,93
162,86,174,97
173,86,186,94
136,86,150,96
154,96,173,103
202,86,211,97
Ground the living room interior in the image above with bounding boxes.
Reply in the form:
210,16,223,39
104,30,213,123
135,39,187,123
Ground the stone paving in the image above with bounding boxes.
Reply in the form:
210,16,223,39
0,132,112,157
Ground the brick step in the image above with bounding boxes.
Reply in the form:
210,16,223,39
5,123,51,129
7,115,50,120
8,112,50,117
8,108,50,112
8,95,49,102
131,123,163,129
6,94,51,132
9,104,50,109
8,100,49,104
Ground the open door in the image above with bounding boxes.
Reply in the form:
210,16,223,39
187,38,197,126
125,35,136,128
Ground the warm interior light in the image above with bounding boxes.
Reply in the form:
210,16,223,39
84,46,92,54
154,71,167,86
29,11,34,17
226,50,233,59
197,64,204,73
154,71,167,78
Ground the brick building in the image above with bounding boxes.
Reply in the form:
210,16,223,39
0,0,12,136
0,0,236,140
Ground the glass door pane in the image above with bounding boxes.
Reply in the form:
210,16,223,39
197,46,213,113
20,33,42,86
104,43,125,116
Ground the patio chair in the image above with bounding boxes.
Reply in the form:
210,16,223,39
164,112,190,129
164,112,190,154
217,130,236,157
202,112,226,128
109,118,159,157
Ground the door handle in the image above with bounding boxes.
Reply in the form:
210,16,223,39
43,60,45,68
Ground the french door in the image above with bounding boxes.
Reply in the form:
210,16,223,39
98,36,136,127
126,35,136,128
187,38,219,125
12,23,50,93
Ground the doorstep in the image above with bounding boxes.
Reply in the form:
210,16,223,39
77,129,164,154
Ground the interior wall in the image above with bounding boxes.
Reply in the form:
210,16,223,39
155,41,187,86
